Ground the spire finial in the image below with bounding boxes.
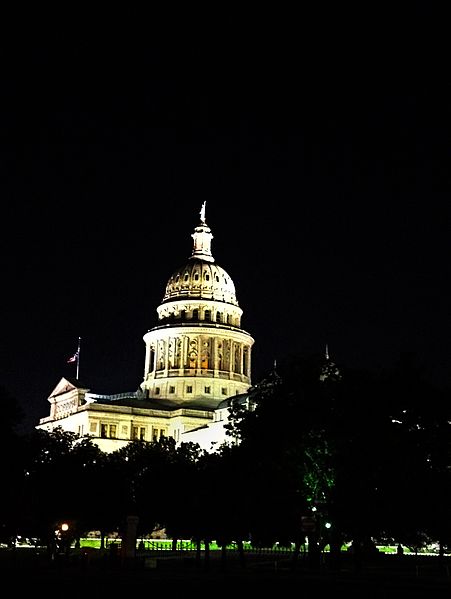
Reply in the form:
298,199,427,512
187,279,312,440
200,201,206,224
325,344,329,360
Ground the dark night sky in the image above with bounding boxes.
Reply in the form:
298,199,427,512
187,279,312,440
1,20,450,434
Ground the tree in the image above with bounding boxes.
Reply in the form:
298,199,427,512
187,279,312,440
17,427,112,551
224,353,339,561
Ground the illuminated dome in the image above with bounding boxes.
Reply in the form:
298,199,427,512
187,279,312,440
161,202,239,306
163,259,238,305
142,202,254,407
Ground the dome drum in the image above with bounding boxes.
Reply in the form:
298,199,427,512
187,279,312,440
157,299,243,328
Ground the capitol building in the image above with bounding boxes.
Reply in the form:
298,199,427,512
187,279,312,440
37,204,255,453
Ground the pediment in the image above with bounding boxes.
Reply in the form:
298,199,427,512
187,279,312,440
48,377,87,399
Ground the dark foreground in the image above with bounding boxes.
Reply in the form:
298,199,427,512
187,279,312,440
1,548,450,596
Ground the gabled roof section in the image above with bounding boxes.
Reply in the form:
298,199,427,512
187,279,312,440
48,377,90,399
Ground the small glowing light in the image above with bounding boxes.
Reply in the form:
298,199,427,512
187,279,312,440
325,522,332,529
61,523,69,532
311,506,317,512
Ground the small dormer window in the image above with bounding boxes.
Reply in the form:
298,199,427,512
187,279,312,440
205,274,210,281
194,273,199,280
184,274,189,281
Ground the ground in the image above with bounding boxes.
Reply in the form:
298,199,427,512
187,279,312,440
1,547,450,595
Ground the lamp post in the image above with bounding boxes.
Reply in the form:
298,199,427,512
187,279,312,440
53,521,71,558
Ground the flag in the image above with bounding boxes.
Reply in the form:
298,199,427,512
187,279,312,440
67,351,79,363
67,337,81,377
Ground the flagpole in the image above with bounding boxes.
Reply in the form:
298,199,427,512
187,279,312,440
76,336,81,379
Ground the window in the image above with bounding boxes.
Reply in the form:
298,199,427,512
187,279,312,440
90,422,97,433
205,386,211,394
169,386,175,393
205,310,211,321
151,428,166,441
155,387,160,395
192,309,199,320
132,426,146,440
186,385,193,393
222,388,227,395
201,353,209,369
100,423,117,439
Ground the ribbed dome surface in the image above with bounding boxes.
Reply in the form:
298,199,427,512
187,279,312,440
162,258,239,306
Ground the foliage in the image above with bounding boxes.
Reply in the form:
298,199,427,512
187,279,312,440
3,352,451,553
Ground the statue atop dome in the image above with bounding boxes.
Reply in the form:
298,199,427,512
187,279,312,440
200,201,206,225
191,202,214,262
